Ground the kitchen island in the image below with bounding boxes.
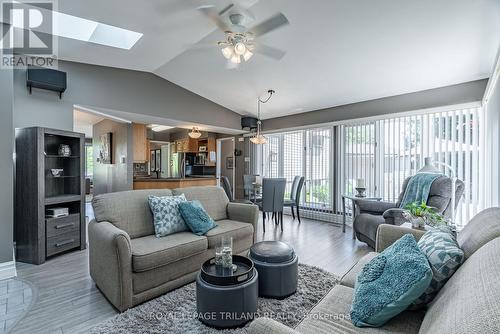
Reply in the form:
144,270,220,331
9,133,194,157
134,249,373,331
133,177,217,190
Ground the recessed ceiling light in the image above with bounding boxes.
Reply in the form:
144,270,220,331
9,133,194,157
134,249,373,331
150,125,174,132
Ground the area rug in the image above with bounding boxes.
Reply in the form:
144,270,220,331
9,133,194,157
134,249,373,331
89,264,339,334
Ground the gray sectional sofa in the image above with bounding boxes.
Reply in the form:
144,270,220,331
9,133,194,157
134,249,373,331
89,186,259,311
249,207,500,334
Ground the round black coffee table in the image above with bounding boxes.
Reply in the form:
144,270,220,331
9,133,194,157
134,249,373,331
196,255,258,328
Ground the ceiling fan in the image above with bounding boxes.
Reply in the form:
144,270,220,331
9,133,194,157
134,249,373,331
196,4,289,68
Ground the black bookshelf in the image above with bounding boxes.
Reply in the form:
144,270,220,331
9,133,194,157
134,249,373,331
15,127,86,264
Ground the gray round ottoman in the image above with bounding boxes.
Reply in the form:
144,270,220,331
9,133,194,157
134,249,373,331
196,267,258,328
249,241,298,298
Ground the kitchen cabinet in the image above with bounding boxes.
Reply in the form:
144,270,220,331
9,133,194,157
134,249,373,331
176,138,198,152
133,123,148,161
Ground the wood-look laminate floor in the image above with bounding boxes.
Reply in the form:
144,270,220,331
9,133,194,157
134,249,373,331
12,214,371,334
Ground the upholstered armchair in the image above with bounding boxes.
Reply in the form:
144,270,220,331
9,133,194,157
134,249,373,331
353,175,465,248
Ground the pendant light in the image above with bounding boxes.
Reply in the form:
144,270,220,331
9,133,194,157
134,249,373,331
250,90,275,145
188,127,202,139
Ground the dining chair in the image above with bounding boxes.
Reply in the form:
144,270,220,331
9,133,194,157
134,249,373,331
243,174,258,201
220,175,253,204
258,178,286,232
284,176,305,223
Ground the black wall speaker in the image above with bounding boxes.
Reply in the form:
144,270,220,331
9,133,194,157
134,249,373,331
27,66,67,98
241,117,258,130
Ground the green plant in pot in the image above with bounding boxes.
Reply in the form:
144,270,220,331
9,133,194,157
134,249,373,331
403,201,446,229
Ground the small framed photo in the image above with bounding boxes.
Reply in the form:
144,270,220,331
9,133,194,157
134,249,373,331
226,156,234,169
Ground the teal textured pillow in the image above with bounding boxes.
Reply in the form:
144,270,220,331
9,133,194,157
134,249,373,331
351,234,432,327
178,200,217,236
148,194,188,237
412,226,464,307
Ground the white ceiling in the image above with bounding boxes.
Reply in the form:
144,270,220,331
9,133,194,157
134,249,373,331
51,1,500,119
73,109,104,138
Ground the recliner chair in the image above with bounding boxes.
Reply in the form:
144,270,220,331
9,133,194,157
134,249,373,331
353,175,465,248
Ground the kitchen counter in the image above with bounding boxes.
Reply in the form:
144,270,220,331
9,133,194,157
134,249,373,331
133,177,217,190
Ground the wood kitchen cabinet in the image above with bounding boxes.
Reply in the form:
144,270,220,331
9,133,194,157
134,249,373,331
176,138,198,152
133,123,148,161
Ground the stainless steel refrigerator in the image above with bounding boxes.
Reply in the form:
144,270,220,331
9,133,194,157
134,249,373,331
170,152,185,178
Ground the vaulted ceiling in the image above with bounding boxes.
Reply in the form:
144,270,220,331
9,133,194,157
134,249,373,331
25,0,500,119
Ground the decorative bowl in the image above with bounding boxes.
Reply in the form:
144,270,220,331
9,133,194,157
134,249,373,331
50,169,64,177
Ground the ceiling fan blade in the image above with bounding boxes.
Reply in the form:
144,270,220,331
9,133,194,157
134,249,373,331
249,13,289,37
253,43,286,60
197,4,234,32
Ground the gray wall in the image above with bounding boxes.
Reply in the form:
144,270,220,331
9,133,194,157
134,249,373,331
13,60,242,132
92,119,133,195
263,79,488,131
0,68,14,263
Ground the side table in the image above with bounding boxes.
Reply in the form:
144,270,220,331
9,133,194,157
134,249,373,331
341,194,382,238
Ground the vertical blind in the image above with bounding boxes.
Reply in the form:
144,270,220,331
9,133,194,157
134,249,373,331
252,127,334,221
250,105,484,226
340,106,485,226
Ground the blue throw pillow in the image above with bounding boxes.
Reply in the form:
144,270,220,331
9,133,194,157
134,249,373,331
350,234,432,327
178,200,217,236
148,194,188,237
412,225,464,307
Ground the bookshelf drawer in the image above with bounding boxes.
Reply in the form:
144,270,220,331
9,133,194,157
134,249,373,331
46,214,80,238
46,230,81,257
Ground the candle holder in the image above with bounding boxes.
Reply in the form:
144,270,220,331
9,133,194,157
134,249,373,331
355,187,366,198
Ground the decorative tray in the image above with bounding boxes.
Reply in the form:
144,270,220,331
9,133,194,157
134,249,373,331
200,255,255,286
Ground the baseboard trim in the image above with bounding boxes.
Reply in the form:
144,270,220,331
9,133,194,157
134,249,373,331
0,260,17,281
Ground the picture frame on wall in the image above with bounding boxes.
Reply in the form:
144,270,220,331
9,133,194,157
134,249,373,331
150,150,156,171
226,156,234,169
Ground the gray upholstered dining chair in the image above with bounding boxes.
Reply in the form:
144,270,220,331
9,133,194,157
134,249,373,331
353,175,465,248
220,175,252,204
258,178,286,232
284,176,305,223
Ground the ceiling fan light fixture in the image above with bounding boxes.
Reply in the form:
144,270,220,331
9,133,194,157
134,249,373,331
188,127,202,139
230,53,241,64
234,42,247,55
221,46,233,59
243,49,253,61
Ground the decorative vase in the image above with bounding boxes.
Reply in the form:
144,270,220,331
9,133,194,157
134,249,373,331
411,217,425,229
215,236,233,276
58,144,71,157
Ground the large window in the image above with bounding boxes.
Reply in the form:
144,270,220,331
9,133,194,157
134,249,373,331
340,106,485,226
85,144,93,177
255,127,333,221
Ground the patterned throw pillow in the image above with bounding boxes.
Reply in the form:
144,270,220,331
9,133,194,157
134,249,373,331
148,194,188,237
350,234,432,327
413,226,465,307
178,200,217,236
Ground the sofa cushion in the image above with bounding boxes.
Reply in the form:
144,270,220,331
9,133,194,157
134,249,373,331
92,189,173,238
413,226,464,307
350,235,432,327
205,219,254,249
457,207,500,259
419,237,500,334
172,186,229,221
178,200,217,236
149,194,188,237
340,252,378,288
295,285,424,334
130,232,208,272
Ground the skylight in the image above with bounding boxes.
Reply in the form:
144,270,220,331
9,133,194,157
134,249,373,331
53,11,143,50
150,125,174,132
10,2,143,50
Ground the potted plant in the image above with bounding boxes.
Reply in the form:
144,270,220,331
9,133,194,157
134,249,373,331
402,201,446,229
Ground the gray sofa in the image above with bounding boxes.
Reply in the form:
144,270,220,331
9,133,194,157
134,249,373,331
354,175,465,248
89,186,259,312
249,207,500,334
